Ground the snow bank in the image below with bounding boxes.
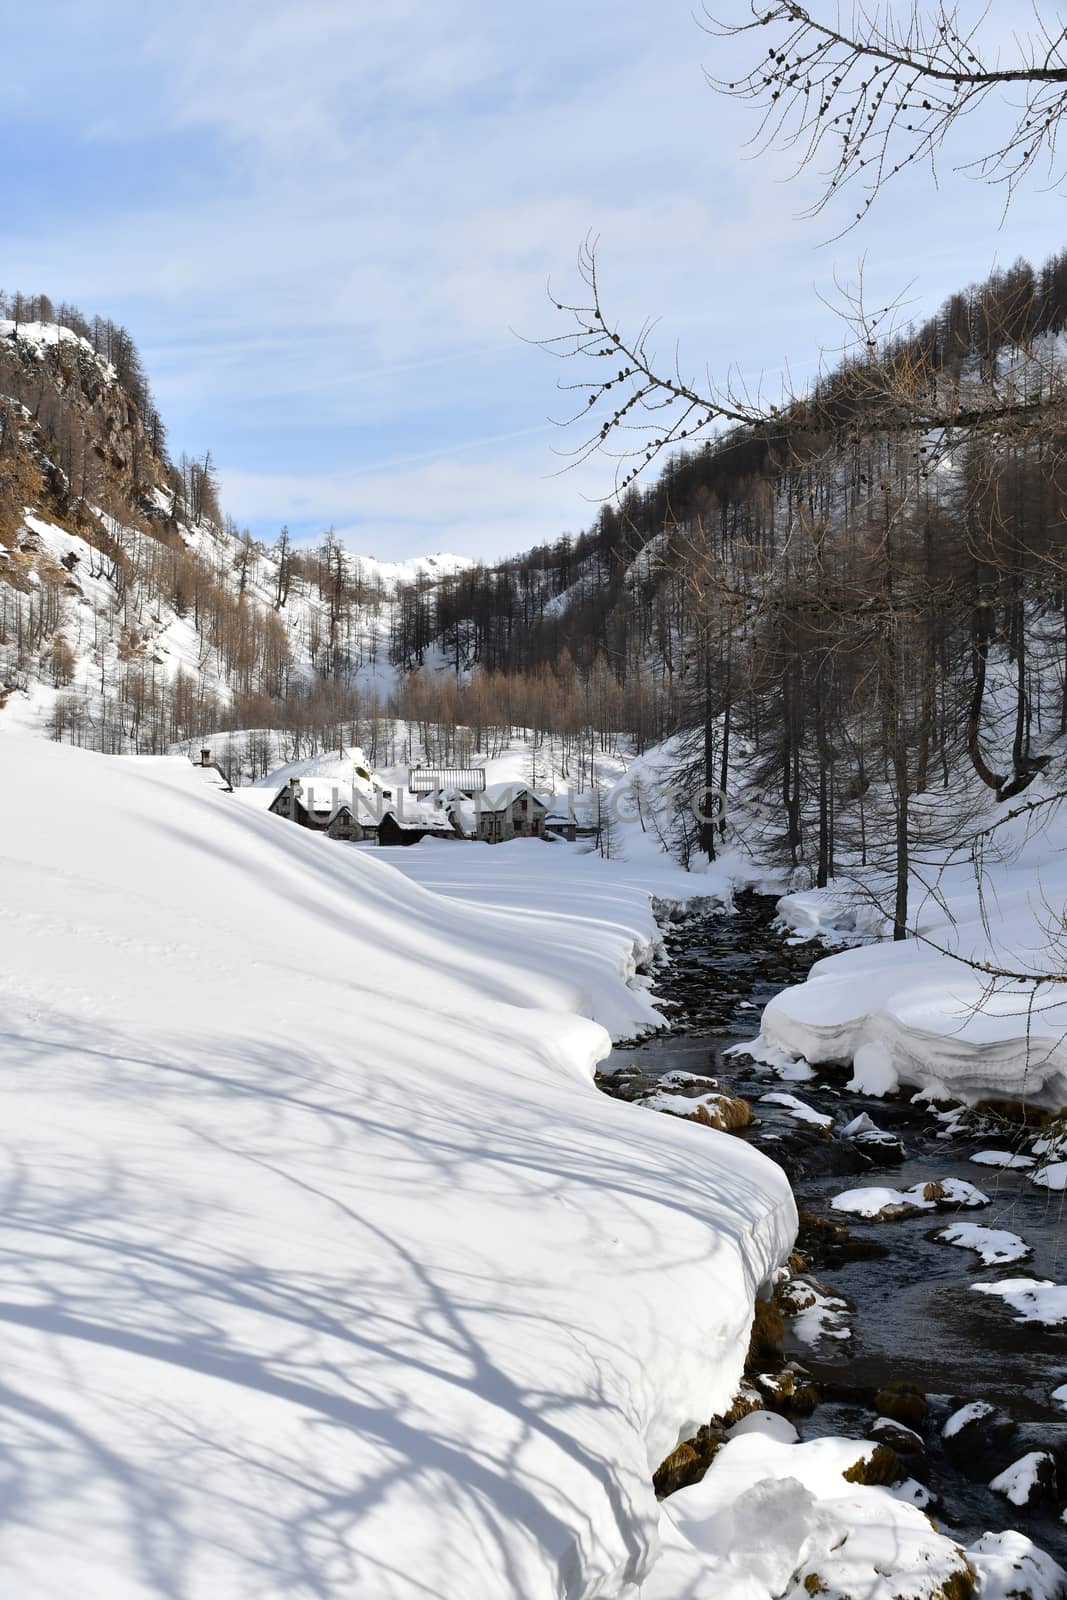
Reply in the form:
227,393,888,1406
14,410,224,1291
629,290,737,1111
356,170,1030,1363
0,737,795,1600
762,938,1067,1107
379,825,748,928
375,833,737,1034
641,1419,1066,1597
1033,1161,1067,1190
762,782,1067,1107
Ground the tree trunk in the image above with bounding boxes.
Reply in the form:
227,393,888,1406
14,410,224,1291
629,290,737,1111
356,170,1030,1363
967,604,1004,791
700,647,717,860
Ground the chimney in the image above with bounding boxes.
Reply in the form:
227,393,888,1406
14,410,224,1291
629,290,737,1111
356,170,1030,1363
200,748,212,767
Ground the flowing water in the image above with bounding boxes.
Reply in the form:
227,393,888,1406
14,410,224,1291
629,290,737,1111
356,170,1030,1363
601,891,1067,1561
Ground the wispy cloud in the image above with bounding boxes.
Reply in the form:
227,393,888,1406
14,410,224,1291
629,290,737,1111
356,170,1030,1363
3,0,1060,557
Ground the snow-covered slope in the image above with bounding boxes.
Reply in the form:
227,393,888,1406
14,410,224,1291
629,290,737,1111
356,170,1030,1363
348,550,473,587
0,736,795,1599
0,318,474,744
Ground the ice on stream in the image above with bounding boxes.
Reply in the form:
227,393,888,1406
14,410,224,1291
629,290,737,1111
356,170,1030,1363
970,1148,1038,1169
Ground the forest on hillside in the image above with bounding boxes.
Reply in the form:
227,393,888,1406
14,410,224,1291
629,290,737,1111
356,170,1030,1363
4,249,1067,935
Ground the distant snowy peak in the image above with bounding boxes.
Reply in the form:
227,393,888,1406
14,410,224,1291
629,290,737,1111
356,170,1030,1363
349,551,475,591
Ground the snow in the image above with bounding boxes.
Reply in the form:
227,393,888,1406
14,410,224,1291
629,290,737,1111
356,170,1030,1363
846,1041,900,1097
235,746,458,832
1033,1161,1067,1191
831,1178,989,1219
639,1428,975,1600
973,1278,1067,1326
728,1036,816,1081
640,1089,731,1118
247,747,380,794
970,1148,1037,1169
943,1400,996,1439
775,886,887,945
374,832,738,970
348,551,474,589
1052,1383,1067,1411
727,1409,798,1445
0,317,106,367
839,1112,881,1138
0,736,800,1600
969,1530,1067,1600
759,1092,833,1129
936,1222,1031,1265
990,1451,1054,1506
0,482,474,745
783,1278,851,1344
760,778,1067,1108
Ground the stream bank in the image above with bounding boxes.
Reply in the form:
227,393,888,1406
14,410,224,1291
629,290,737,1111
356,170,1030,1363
601,891,1067,1568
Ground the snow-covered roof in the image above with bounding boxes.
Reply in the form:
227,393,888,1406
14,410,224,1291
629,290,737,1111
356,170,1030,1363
409,766,486,794
381,807,454,833
228,785,279,813
250,748,390,817
189,762,232,793
241,754,453,832
478,783,548,812
252,747,376,792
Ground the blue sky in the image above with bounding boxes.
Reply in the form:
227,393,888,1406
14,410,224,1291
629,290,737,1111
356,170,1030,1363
3,1,1062,559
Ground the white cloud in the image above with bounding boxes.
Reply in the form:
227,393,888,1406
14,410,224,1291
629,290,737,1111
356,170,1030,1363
219,434,609,560
4,0,1062,557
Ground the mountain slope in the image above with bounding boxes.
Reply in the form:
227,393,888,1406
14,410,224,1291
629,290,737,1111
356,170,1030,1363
0,312,471,746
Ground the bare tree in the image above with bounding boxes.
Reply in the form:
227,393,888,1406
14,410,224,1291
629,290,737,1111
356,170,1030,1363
707,3,1067,226
542,239,1066,495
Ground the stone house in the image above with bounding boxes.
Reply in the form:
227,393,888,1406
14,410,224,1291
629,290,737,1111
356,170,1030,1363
378,810,458,847
268,779,381,841
475,786,548,844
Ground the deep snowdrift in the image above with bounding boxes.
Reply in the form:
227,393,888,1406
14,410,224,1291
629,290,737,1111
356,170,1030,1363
762,784,1067,1106
0,738,795,1599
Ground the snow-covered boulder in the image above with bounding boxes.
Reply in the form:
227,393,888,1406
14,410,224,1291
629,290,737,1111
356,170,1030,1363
973,1278,1067,1325
935,1221,1030,1265
989,1451,1058,1508
639,1429,976,1600
831,1177,989,1221
968,1530,1067,1600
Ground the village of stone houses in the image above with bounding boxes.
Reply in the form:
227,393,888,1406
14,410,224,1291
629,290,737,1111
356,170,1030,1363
206,746,587,848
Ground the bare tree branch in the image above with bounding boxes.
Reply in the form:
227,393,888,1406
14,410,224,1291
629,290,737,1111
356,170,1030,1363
705,3,1067,225
537,236,1067,488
